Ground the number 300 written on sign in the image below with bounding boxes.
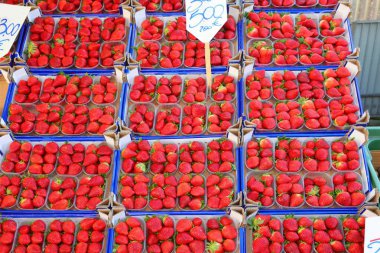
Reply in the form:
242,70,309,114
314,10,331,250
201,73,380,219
187,0,225,32
0,18,21,51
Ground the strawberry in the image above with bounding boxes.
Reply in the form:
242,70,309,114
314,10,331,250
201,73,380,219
271,13,294,39
75,42,101,68
119,174,149,209
246,70,272,100
1,141,32,173
128,103,155,134
323,37,351,64
319,14,345,37
101,17,126,41
176,218,205,252
304,174,334,207
145,216,175,252
83,144,113,174
57,0,80,13
182,77,207,103
114,217,144,252
100,42,125,67
150,142,178,173
121,140,151,173
299,37,324,65
211,75,236,102
8,103,36,134
14,76,42,104
299,98,331,129
246,138,273,171
155,105,180,135
246,11,271,39
164,17,187,41
296,14,318,38
87,106,115,134
156,75,183,104
275,138,302,172
207,217,237,252
160,42,184,68
26,42,50,68
34,104,62,135
248,215,283,253
76,218,106,253
48,176,77,210
248,40,273,65
61,104,89,135
182,103,207,135
81,0,102,13
208,102,235,133
36,0,57,14
303,139,331,171
248,100,276,130
137,0,159,11
331,140,360,171
324,67,352,98
92,76,118,104
296,0,317,6
54,17,78,45
214,15,236,40
185,40,232,67
28,142,57,175
103,0,125,12
283,216,313,252
207,138,234,173
75,176,106,210
313,216,344,253
333,172,365,206
276,101,304,130
272,70,298,100
140,16,163,41
274,39,299,65
319,0,338,6
272,0,294,7
253,0,270,6
149,174,178,210
342,216,365,252
179,141,206,174
19,176,50,209
14,220,46,253
57,143,85,176
178,174,205,210
330,95,359,128
0,220,17,252
45,220,76,252
79,18,102,42
29,17,54,42
247,173,274,206
276,173,304,207
39,74,67,103
207,174,234,209
129,75,157,102
136,41,160,68
65,75,93,104
297,69,325,99
162,0,183,11
0,175,21,208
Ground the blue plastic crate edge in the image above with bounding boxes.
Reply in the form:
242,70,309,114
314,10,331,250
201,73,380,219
2,82,15,122
111,150,121,194
0,209,98,217
238,19,244,52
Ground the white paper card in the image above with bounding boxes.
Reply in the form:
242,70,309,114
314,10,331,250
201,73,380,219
0,4,31,58
12,67,29,84
334,3,351,21
134,8,146,28
119,133,131,150
364,217,380,253
185,0,227,43
344,61,359,81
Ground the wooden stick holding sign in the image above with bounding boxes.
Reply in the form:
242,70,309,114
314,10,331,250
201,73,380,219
185,0,228,87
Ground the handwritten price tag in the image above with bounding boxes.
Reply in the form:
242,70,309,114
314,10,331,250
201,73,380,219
365,216,380,253
0,4,31,58
185,0,227,43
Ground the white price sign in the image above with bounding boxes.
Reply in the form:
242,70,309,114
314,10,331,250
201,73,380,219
0,4,31,58
365,217,380,253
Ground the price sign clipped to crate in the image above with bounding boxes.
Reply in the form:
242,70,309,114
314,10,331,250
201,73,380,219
185,0,227,86
0,4,31,58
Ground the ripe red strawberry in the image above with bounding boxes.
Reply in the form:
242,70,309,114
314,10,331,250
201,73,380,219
75,42,101,68
36,0,58,14
296,0,317,6
75,175,106,210
249,215,283,253
0,174,21,208
44,220,76,252
54,17,78,45
92,76,118,104
0,219,17,252
114,218,144,253
100,42,125,67
296,14,318,38
156,75,183,104
333,172,365,206
175,218,205,252
297,68,325,99
331,140,360,171
164,17,187,41
137,0,159,11
39,74,67,103
150,142,178,173
248,40,273,65
271,70,298,100
323,37,351,64
136,41,160,68
149,173,178,210
87,106,115,134
275,138,302,172
304,174,334,207
83,144,113,174
162,0,183,11
64,75,92,104
271,13,294,39
103,0,125,12
61,104,89,135
129,75,157,102
283,216,313,252
299,37,324,65
48,177,77,210
182,103,207,135
207,174,234,209
128,103,155,133
211,75,236,102
28,142,58,175
208,102,235,133
207,139,234,173
56,143,85,175
182,76,207,103
313,216,344,253
247,173,274,206
119,174,149,209
14,219,46,253
81,0,102,13
299,98,331,129
185,40,232,67
76,218,106,253
246,11,271,39
319,0,338,6
58,0,81,13
246,138,273,171
14,76,42,104
177,174,205,210
101,17,126,41
34,104,62,135
19,176,50,209
121,140,151,173
274,39,299,65
26,41,52,68
179,141,206,174
324,66,352,98
248,100,276,130
206,217,237,252
79,17,102,42
275,101,304,130
272,0,294,7
246,70,272,100
29,16,55,42
140,16,163,41
303,139,331,171
319,14,345,37
342,216,365,253
160,42,184,68
145,216,175,253
1,141,32,173
330,95,359,128
253,0,270,6
214,15,236,39
155,105,180,135
276,173,304,207
8,103,36,134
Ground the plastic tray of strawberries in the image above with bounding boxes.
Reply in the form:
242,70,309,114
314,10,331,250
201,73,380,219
241,67,365,134
18,15,131,71
0,137,116,212
242,8,355,67
113,137,241,212
240,135,372,210
242,0,339,8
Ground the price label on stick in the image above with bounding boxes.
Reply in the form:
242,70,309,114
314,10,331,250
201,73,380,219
185,0,227,86
0,4,31,58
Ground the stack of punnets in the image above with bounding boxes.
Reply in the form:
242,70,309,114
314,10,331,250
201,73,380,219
0,0,377,252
